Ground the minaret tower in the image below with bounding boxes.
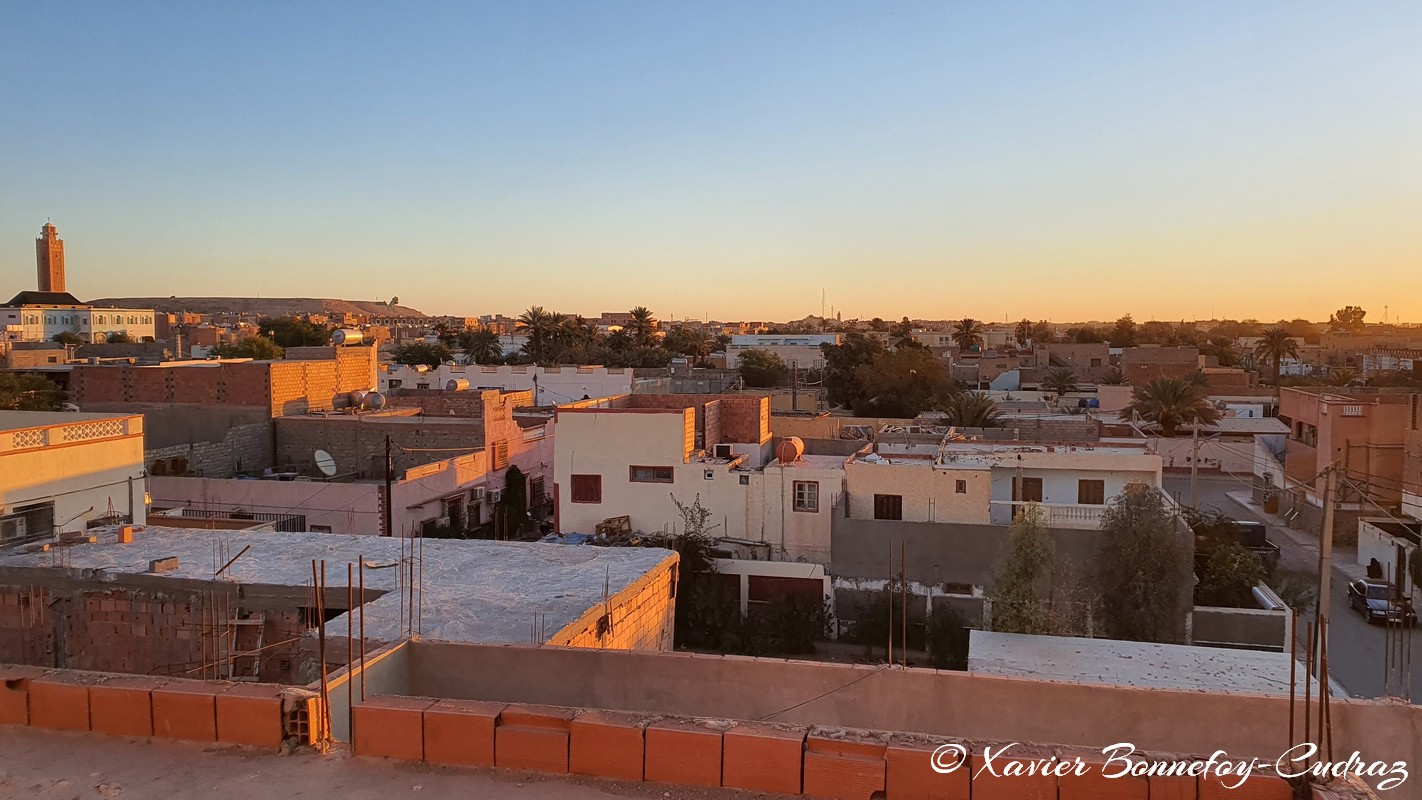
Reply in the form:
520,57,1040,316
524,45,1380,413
36,221,66,293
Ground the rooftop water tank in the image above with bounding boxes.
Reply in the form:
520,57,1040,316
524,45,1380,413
331,329,363,346
776,436,805,465
446,378,470,392
364,392,386,411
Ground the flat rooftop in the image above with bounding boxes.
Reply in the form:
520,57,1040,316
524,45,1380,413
0,528,675,645
856,439,1152,467
0,410,132,432
968,630,1339,697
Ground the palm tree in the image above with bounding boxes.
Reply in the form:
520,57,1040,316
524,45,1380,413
1099,367,1128,386
952,318,985,351
1202,336,1241,368
603,328,634,354
1041,367,1079,397
517,306,556,364
1122,377,1221,437
1327,368,1359,387
628,306,658,347
1253,327,1298,390
942,391,1001,428
458,327,503,365
680,328,715,366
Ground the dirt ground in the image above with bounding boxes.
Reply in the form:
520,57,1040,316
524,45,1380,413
0,727,777,800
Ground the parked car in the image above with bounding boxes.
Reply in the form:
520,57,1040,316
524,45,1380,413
1347,579,1417,626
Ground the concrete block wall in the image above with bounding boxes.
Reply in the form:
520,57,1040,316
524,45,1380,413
0,664,314,750
547,557,676,651
343,696,1302,800
145,420,273,477
275,415,484,477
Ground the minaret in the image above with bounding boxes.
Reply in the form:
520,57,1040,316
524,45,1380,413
36,221,66,293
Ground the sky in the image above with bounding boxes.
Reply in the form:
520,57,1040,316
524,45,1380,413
1,2,1419,323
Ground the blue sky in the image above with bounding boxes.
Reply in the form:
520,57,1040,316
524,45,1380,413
2,2,1419,323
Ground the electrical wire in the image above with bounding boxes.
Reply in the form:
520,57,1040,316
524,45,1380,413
755,664,891,721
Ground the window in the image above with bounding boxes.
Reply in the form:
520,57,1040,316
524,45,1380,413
873,494,903,520
1090,358,1102,368
310,525,333,534
629,466,674,483
388,379,403,389
955,480,967,494
570,474,602,503
1078,479,1105,505
492,441,509,470
1015,477,1043,503
793,481,819,512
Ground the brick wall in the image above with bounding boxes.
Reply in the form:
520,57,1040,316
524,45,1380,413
548,557,676,651
626,394,771,446
145,421,273,477
275,415,485,477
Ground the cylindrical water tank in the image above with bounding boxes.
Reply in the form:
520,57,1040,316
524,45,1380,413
776,436,805,464
364,392,386,411
350,389,369,408
331,329,364,346
446,378,470,392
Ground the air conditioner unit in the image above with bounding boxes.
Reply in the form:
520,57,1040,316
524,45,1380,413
713,444,734,459
490,489,503,503
471,487,486,502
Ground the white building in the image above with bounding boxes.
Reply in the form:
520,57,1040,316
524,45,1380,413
0,411,147,545
2,292,156,344
726,333,840,370
380,362,640,405
843,438,1163,529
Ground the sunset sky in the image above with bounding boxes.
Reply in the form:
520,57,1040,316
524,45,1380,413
1,2,1419,323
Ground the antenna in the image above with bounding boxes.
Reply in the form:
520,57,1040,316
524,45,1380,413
314,450,338,477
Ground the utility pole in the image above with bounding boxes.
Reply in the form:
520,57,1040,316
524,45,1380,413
383,435,394,537
1317,464,1338,644
1189,423,1201,509
791,361,798,412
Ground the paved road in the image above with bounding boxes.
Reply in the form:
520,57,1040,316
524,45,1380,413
1166,474,1421,702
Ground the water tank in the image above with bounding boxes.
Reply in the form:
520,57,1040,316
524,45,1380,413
349,389,369,408
446,378,470,392
1086,397,1100,408
331,329,363,346
364,392,386,411
776,436,805,465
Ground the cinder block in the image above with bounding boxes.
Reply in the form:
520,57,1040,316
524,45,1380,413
803,733,887,800
29,674,91,732
645,718,723,788
970,745,1058,800
495,704,574,773
151,680,223,741
217,683,285,748
569,710,645,781
0,665,46,726
424,699,505,767
1057,752,1149,800
886,738,970,800
723,722,804,795
352,696,434,761
90,676,165,738
1199,773,1292,800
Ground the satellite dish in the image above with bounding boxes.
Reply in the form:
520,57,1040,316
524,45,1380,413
314,450,338,477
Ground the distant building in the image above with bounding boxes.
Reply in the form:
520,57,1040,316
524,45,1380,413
35,222,65,293
2,223,156,344
726,333,840,370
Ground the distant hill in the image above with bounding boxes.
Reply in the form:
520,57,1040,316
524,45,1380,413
88,297,427,318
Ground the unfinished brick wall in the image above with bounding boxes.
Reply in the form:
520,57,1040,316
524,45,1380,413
548,559,676,651
145,420,273,477
626,394,770,445
275,415,485,477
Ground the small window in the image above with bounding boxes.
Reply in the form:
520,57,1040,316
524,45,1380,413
629,466,674,483
1090,358,1102,368
955,480,967,494
571,474,602,503
310,525,333,534
1015,477,1043,503
738,474,750,486
873,494,903,520
1078,479,1105,505
793,481,819,512
492,441,509,470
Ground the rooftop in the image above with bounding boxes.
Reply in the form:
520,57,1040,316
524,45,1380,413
4,290,86,307
855,438,1154,467
0,410,132,433
0,528,676,645
968,630,1339,697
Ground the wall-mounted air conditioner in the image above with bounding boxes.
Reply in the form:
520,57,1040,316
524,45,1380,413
490,489,503,503
471,487,486,502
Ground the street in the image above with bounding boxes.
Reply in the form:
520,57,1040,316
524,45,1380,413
1166,474,1421,702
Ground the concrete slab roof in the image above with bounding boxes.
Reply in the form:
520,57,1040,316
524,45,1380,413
968,630,1339,697
0,527,676,646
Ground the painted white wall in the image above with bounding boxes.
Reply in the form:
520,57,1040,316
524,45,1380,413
381,363,636,404
0,413,147,534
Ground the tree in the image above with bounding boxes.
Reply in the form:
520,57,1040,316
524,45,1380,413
211,335,284,359
737,349,787,388
105,331,134,344
851,347,954,418
392,341,453,368
1014,319,1033,347
0,373,64,410
663,325,715,365
628,306,658,347
1122,377,1221,437
1098,367,1128,386
431,320,463,347
890,316,915,339
1202,336,1241,368
1032,321,1055,344
258,316,331,348
940,390,1001,428
821,332,887,409
1095,483,1189,642
1196,541,1267,608
1066,325,1105,344
51,331,82,345
1041,367,1079,397
1327,368,1359,387
458,327,504,365
516,306,557,365
1253,327,1299,388
496,465,530,538
986,504,1054,635
1110,314,1138,348
1328,305,1366,334
925,608,971,670
951,318,984,351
